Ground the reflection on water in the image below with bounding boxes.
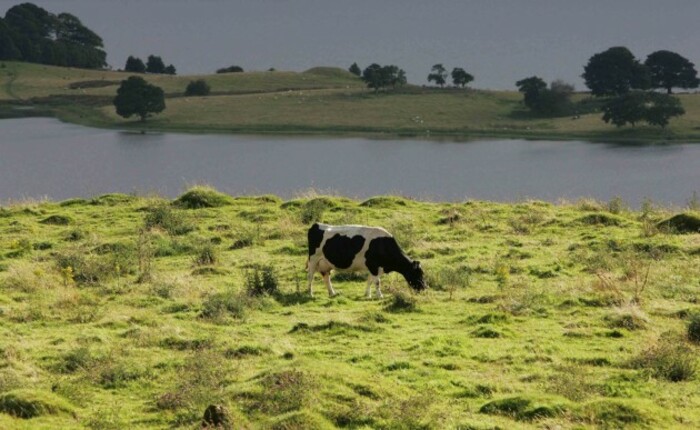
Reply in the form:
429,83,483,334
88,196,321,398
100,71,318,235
0,118,698,207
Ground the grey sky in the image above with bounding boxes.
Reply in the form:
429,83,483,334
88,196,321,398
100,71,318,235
3,0,700,89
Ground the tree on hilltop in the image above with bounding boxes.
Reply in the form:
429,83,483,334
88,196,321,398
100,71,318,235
427,63,448,87
361,63,406,91
451,67,474,88
124,56,146,73
644,50,699,94
113,76,165,122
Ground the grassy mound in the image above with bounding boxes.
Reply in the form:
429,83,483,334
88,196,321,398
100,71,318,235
360,196,411,208
40,214,72,225
174,186,235,209
575,399,657,429
268,409,335,430
576,213,626,226
479,395,569,421
0,389,75,418
658,213,700,234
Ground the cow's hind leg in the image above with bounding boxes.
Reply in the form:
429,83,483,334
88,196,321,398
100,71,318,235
307,258,318,297
375,276,384,299
322,272,337,297
366,275,380,299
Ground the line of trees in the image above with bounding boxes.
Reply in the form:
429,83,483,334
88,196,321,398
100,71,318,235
516,46,697,128
0,3,106,69
124,55,176,75
427,64,474,88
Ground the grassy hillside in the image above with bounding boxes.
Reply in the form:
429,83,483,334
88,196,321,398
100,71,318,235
1,189,699,428
2,61,700,141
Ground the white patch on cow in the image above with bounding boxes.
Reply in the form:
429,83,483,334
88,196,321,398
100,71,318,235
307,224,392,298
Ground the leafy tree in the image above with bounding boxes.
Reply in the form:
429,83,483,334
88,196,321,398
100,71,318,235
582,47,650,96
1,4,105,68
164,64,176,75
644,50,699,94
185,79,210,96
361,63,406,91
146,55,166,74
427,63,448,87
124,56,145,73
602,91,685,128
451,67,474,88
113,76,165,122
348,62,361,76
216,65,243,73
516,76,573,116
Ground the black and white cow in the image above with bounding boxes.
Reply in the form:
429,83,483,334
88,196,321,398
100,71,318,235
307,223,426,298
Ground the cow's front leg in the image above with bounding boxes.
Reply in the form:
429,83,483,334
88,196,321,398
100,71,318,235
322,272,337,297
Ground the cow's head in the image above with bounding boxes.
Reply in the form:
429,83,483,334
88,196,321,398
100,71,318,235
406,261,427,291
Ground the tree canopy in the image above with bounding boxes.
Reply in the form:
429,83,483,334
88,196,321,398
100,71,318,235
113,76,165,122
216,65,244,74
124,56,146,73
451,67,474,88
602,91,685,128
0,3,106,68
427,64,448,87
348,62,361,77
582,46,649,96
361,63,406,91
185,79,210,96
644,50,699,94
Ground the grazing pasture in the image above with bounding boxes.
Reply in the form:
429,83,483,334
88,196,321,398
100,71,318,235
0,188,699,428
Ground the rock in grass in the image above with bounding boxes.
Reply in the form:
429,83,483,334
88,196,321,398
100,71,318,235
657,213,700,234
202,404,233,429
0,389,75,418
174,186,234,209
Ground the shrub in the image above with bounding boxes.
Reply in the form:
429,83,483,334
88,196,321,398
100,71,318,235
631,337,697,382
54,246,134,285
605,306,649,330
216,65,244,73
193,244,218,266
201,289,248,320
184,79,210,96
144,204,194,235
174,186,234,209
300,199,330,224
245,265,279,296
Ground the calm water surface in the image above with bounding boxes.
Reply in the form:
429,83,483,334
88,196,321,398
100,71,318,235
1,118,698,207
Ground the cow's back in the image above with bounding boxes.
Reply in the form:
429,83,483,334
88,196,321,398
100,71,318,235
308,223,393,271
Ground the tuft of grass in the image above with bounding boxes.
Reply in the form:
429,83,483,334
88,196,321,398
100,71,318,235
144,203,194,235
256,369,316,414
0,389,76,418
575,399,654,429
40,214,73,225
605,305,649,330
174,186,234,209
245,264,279,297
384,288,419,313
268,409,335,430
200,288,250,321
577,213,625,226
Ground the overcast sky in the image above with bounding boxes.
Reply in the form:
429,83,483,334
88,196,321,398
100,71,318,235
3,0,700,89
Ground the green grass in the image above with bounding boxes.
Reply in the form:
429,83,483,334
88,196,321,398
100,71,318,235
0,189,699,428
2,61,700,141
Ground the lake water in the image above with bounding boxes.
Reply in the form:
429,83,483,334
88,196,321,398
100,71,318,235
0,117,699,207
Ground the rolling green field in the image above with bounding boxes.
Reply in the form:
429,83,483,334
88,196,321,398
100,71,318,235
2,61,700,142
1,188,699,429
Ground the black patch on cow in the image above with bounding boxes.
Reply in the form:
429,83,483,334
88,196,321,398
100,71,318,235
308,223,324,257
322,234,366,269
365,237,406,276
